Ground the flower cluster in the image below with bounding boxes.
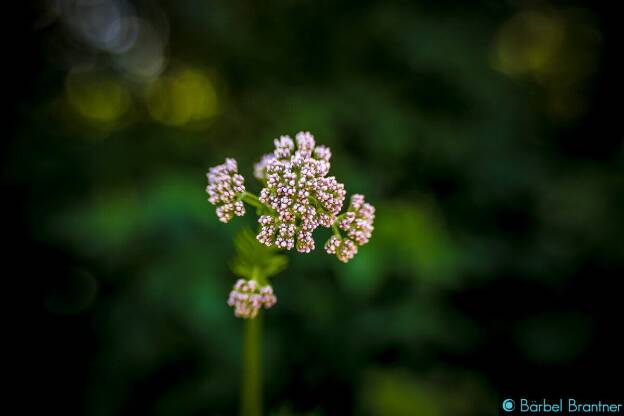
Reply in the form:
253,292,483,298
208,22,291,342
256,132,346,253
206,158,246,223
339,194,375,244
206,132,376,318
324,235,358,263
324,194,375,262
227,279,277,319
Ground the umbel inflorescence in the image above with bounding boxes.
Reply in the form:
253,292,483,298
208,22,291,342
227,279,277,319
206,132,375,318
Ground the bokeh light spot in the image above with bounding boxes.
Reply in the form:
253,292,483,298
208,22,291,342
146,68,218,126
493,10,565,76
65,70,131,124
492,7,600,120
114,18,167,79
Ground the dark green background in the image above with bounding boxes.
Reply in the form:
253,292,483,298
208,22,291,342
6,1,622,415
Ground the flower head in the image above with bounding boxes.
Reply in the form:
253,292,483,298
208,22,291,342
227,278,277,319
325,194,375,262
324,235,358,263
257,132,346,252
339,194,375,245
206,158,246,223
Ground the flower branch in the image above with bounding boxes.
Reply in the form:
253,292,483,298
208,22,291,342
205,131,376,415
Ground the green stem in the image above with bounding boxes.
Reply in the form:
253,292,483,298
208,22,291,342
332,222,342,238
241,268,263,416
240,191,276,216
240,192,264,209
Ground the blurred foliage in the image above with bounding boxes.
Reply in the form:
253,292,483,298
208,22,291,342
7,0,622,415
358,368,495,416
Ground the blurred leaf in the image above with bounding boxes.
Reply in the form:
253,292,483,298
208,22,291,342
360,369,442,416
271,404,322,416
359,368,496,416
336,242,384,298
49,173,229,264
376,201,464,286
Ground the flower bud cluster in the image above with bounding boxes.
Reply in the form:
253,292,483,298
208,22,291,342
256,132,346,253
324,235,358,263
227,279,277,319
339,194,375,245
206,158,246,223
325,194,375,263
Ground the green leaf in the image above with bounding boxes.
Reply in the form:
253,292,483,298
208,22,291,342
230,228,288,282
